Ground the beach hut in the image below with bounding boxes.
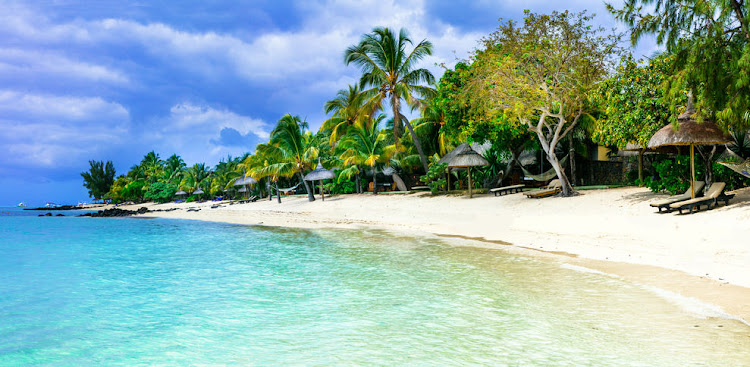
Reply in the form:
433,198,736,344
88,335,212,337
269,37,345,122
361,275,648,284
648,99,732,198
304,159,336,201
447,144,490,198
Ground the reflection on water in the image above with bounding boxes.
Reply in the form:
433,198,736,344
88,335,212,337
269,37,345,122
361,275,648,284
0,215,748,365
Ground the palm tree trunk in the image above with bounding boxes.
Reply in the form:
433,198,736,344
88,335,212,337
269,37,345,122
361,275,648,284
373,169,378,195
356,172,361,193
275,181,281,203
299,172,315,202
392,97,429,173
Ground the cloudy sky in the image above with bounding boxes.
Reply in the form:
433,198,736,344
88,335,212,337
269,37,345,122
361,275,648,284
0,0,657,206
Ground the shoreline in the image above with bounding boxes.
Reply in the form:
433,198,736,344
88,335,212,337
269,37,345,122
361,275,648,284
89,186,750,323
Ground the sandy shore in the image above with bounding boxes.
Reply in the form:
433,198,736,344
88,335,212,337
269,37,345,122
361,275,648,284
98,186,750,323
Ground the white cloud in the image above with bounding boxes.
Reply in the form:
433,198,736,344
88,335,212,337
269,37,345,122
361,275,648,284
0,90,129,122
0,91,130,168
166,103,269,139
0,48,128,84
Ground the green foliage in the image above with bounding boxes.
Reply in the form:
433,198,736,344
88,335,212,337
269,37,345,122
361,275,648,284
107,176,130,203
144,182,178,203
420,163,448,194
609,0,750,132
645,158,691,194
594,54,677,148
645,155,750,194
327,174,357,194
344,27,436,172
81,160,116,200
122,180,146,202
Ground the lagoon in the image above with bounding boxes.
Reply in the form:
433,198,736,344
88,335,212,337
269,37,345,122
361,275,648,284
1,208,748,365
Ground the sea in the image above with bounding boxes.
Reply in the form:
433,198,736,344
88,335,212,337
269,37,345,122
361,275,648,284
1,206,749,366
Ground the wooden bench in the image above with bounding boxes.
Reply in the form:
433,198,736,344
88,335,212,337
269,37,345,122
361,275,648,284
490,184,525,196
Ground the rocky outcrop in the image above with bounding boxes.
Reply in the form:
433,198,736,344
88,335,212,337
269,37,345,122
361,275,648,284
78,206,180,217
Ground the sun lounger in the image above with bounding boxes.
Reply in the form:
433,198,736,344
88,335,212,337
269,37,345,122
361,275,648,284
669,182,726,214
649,181,704,212
491,184,526,196
525,179,562,199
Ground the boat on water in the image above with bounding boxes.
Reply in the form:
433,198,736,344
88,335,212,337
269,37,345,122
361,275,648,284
16,202,26,207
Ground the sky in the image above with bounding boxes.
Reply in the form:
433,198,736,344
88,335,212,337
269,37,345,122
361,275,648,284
0,0,659,206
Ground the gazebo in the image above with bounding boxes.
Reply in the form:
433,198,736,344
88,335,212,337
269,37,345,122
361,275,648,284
447,144,490,198
303,160,336,201
648,100,732,198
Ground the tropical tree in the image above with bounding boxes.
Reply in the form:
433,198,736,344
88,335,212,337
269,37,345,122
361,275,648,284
338,115,394,194
163,154,186,185
322,84,369,147
608,0,750,131
139,151,164,183
181,163,212,195
344,27,436,173
81,160,116,200
264,114,319,202
464,11,620,196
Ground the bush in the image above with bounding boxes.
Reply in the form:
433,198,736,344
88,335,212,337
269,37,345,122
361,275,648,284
420,163,448,194
144,182,178,203
645,155,750,194
122,181,146,202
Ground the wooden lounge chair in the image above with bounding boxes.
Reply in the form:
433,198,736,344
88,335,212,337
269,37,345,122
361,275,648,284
525,179,562,199
649,181,704,212
669,182,726,214
490,184,526,196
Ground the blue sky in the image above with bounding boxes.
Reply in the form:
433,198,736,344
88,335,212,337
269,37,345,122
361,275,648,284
0,0,657,206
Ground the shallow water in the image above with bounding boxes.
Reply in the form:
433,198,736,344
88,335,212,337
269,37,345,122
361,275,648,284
1,207,749,365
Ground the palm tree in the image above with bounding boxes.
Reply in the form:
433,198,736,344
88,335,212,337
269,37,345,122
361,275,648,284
338,115,394,194
164,154,186,184
139,151,164,183
181,163,212,196
246,143,284,203
322,84,369,147
264,114,319,202
344,27,436,173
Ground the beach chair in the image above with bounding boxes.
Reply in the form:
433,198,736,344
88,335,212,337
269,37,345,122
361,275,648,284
525,179,562,199
669,182,726,214
649,181,704,212
490,184,526,196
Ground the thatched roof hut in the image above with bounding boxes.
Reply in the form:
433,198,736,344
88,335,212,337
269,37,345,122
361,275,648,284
303,160,336,200
445,143,489,198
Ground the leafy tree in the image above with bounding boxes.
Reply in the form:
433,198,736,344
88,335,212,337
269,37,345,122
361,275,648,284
595,54,676,149
345,27,436,172
81,160,116,200
107,175,129,203
144,182,178,203
139,151,164,183
608,0,750,131
464,11,620,196
122,180,146,202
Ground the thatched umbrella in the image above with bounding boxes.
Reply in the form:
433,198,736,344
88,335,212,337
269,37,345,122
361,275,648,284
175,190,187,196
447,144,490,198
233,176,256,199
193,188,204,196
648,103,732,198
304,159,336,201
620,143,690,185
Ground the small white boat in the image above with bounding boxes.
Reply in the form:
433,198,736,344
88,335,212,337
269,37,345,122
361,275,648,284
17,202,26,207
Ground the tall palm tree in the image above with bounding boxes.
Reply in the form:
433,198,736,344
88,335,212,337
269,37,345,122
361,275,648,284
164,154,186,184
338,115,394,195
140,151,164,183
264,114,319,202
246,143,285,203
344,27,436,173
322,84,370,147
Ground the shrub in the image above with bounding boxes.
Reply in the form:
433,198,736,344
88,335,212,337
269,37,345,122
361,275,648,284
420,163,448,194
144,182,178,203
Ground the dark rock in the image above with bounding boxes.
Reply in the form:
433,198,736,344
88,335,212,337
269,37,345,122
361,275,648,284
78,207,150,217
56,214,64,217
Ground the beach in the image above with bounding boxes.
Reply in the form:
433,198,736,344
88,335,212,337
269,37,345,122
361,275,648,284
100,186,750,323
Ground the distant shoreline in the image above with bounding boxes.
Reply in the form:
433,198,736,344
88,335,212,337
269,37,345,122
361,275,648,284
82,186,750,323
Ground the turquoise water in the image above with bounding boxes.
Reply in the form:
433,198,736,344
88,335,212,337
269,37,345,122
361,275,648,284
1,207,749,365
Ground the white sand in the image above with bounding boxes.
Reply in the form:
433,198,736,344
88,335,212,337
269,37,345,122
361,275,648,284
101,186,750,321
